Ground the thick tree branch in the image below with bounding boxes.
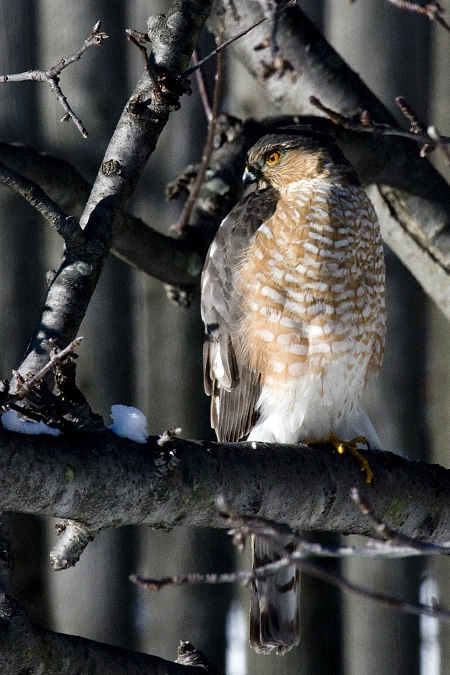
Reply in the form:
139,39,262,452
1,428,450,569
11,0,212,386
0,606,205,674
208,1,450,321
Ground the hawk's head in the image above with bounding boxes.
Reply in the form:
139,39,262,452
244,129,358,191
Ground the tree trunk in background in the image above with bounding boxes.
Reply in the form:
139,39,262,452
427,15,450,675
35,0,137,650
128,2,234,670
325,2,430,674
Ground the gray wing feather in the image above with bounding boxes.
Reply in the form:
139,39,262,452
201,188,278,442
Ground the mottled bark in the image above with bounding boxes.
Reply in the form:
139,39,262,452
1,429,449,560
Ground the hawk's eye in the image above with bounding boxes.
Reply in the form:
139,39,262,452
265,150,281,165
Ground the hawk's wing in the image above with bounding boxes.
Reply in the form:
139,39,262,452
201,188,278,442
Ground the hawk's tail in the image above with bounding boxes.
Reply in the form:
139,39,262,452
250,535,301,655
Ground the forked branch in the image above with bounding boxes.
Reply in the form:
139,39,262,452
0,22,108,137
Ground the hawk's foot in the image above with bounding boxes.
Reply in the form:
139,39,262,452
329,432,374,484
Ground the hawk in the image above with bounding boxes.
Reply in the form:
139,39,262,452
200,128,386,654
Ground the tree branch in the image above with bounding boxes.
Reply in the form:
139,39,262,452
1,604,205,674
1,428,450,569
10,0,212,387
131,501,450,626
0,162,84,244
1,516,207,673
383,0,450,32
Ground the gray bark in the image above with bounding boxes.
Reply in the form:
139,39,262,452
1,430,449,546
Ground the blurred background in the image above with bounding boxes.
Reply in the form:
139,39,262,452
0,1,449,673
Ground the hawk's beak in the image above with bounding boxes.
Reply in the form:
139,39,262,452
242,165,257,185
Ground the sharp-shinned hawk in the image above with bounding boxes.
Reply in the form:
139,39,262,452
201,128,386,654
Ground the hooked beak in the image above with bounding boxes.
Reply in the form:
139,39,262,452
242,165,257,185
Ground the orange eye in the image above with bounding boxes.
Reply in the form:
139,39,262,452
265,150,281,165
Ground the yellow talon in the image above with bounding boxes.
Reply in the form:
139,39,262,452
329,433,374,484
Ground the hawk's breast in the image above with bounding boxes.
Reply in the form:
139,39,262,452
236,176,385,398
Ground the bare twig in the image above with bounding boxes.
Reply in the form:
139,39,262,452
220,500,450,559
130,551,450,624
174,42,223,233
0,21,108,137
384,0,450,32
309,94,450,161
132,500,450,625
182,20,265,78
395,95,427,134
7,338,83,406
126,29,163,99
427,125,450,164
351,487,450,554
192,48,213,122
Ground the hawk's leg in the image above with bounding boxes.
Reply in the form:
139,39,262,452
329,432,374,484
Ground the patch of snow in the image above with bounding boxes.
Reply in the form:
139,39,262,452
2,409,61,436
108,405,148,444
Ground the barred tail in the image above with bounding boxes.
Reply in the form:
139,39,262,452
250,535,301,655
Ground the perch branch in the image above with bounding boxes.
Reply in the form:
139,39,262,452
2,431,450,569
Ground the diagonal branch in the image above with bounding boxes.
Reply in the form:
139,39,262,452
0,161,84,243
12,0,213,386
